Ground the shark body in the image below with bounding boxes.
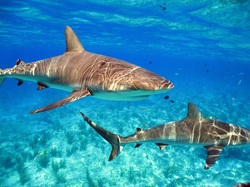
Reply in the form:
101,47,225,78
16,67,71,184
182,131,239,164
0,26,173,114
81,103,250,170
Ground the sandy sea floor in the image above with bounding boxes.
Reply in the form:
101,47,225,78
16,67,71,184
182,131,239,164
0,77,250,187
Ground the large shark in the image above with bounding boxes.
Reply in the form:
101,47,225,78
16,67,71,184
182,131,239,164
81,102,250,170
0,26,173,114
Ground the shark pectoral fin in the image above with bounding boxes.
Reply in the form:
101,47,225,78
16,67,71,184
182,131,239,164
204,144,224,170
155,143,168,150
30,88,91,114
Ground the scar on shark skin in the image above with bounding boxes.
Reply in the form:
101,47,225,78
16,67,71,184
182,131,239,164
0,26,173,114
81,102,250,170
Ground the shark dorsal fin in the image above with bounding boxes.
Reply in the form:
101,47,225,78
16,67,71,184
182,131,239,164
186,102,205,120
65,26,84,52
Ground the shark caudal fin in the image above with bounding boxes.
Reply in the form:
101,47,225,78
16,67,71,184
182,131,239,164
0,69,5,87
80,112,123,161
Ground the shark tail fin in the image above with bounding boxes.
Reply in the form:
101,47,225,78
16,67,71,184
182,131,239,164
0,68,5,87
80,112,123,161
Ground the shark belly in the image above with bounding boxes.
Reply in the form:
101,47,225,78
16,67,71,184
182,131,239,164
91,89,170,100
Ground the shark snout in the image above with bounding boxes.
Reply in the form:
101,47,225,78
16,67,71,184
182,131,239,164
160,79,174,90
131,69,174,92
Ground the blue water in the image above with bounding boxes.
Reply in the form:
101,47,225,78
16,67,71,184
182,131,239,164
1,0,250,186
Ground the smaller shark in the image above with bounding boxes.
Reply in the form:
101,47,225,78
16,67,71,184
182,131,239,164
80,103,250,170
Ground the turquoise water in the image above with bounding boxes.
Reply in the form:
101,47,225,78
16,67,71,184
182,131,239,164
0,0,250,186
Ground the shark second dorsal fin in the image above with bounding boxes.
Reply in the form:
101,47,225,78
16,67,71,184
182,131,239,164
186,102,205,120
65,26,84,52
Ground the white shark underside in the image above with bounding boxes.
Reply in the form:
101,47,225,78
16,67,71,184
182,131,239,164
81,103,250,170
0,26,173,114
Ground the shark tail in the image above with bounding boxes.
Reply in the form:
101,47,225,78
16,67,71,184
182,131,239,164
80,112,123,161
0,68,5,87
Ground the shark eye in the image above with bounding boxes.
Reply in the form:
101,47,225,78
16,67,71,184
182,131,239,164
130,84,139,90
100,61,106,66
100,59,111,66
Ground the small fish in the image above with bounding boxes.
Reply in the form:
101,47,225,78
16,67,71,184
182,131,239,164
142,108,151,112
164,95,169,100
238,80,242,85
170,100,174,103
34,150,47,160
159,5,166,10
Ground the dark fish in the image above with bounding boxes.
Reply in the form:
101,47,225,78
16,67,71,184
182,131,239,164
164,95,169,100
158,5,166,10
170,100,174,103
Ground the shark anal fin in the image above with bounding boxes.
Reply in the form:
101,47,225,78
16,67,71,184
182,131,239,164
37,82,48,90
30,88,91,114
204,144,224,170
135,143,142,148
155,143,168,150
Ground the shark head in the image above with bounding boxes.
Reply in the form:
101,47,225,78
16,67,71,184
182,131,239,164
128,67,173,91
116,67,173,99
86,60,174,100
